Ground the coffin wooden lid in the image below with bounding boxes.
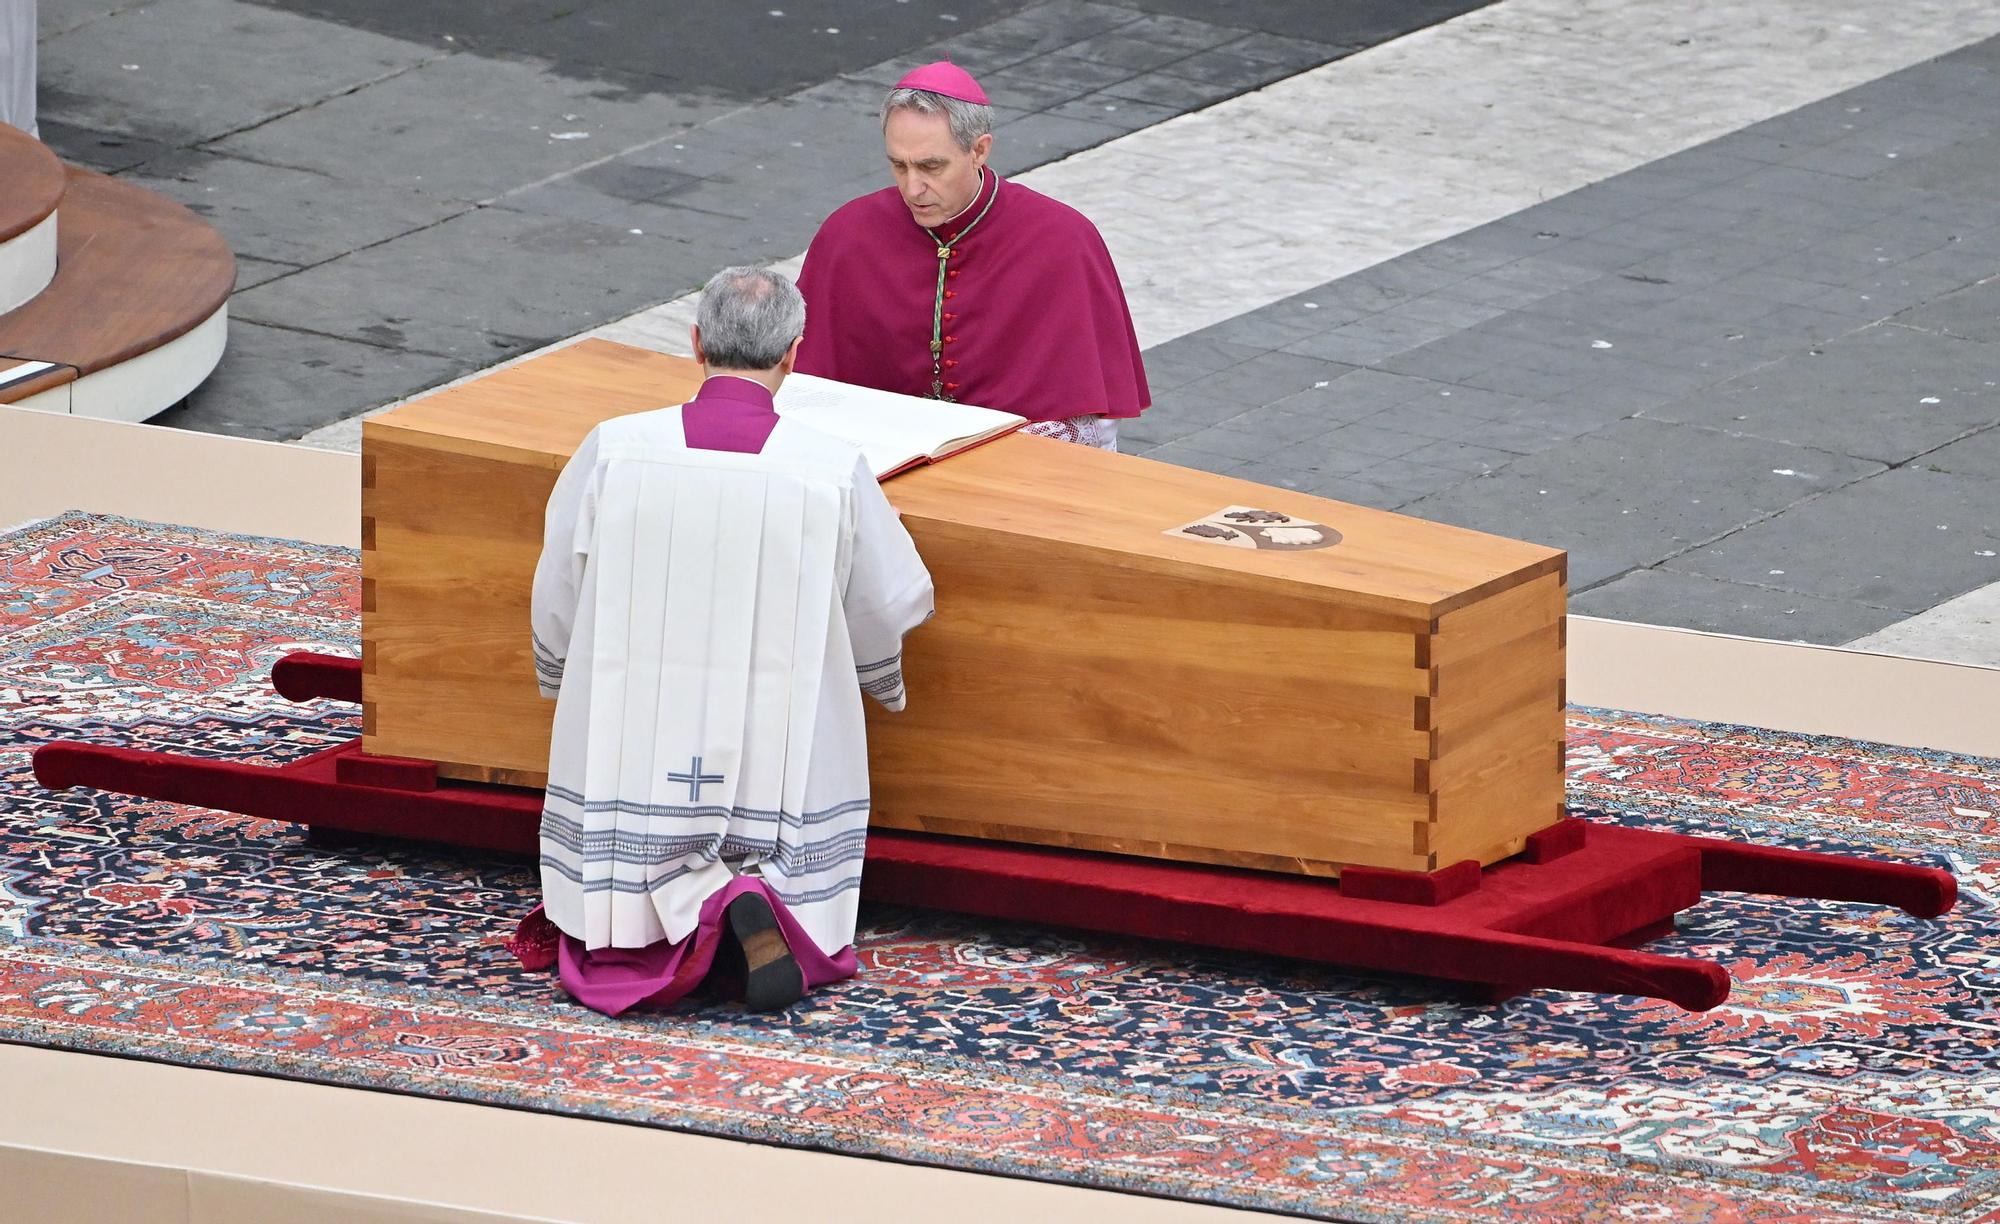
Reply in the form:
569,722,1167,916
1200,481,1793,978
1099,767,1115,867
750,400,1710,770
366,338,1565,620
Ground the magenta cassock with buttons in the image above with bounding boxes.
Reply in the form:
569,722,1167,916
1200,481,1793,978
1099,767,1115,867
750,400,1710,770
795,62,1150,427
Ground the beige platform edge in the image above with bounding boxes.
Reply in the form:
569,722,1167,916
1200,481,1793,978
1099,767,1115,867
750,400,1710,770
3,406,1996,1224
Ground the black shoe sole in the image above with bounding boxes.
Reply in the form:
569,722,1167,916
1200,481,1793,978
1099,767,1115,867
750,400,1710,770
727,891,804,1012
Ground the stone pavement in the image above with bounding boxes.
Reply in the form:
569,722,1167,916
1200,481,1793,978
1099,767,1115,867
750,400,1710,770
1129,40,2000,652
1849,581,2000,666
1023,0,2000,351
35,0,1483,440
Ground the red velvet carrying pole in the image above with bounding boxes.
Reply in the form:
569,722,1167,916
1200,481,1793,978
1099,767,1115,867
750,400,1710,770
32,742,539,855
1690,835,1957,918
271,651,365,704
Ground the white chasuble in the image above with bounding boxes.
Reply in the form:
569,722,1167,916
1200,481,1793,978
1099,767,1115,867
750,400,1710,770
531,410,934,957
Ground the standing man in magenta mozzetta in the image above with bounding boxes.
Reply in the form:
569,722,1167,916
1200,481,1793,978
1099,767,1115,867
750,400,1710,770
796,61,1149,450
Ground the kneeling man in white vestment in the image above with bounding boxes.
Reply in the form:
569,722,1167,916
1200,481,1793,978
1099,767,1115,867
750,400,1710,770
513,266,935,1015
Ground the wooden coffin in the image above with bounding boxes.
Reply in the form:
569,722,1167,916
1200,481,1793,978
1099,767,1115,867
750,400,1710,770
361,339,1568,876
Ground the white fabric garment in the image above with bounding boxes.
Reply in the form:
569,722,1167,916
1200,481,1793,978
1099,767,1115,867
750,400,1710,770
1021,413,1118,451
0,0,35,137
531,409,934,957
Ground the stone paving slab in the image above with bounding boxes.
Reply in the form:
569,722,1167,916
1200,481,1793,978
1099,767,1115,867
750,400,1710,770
480,0,1041,101
1094,70,1241,110
207,54,737,203
233,256,301,291
1638,323,2000,465
1895,275,2000,344
1661,466,2000,615
1115,0,1480,45
1570,568,1913,645
40,0,438,144
118,150,469,267
1397,418,1884,590
40,0,132,38
229,206,714,361
860,1,1146,76
1845,580,2000,666
146,322,462,441
241,0,1048,99
33,118,176,171
1926,423,2000,481
236,0,579,55
985,110,1129,174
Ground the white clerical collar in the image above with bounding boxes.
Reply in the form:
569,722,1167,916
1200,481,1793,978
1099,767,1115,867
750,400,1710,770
940,167,992,227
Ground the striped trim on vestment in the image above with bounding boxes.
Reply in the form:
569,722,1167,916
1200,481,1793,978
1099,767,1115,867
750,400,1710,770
543,785,869,829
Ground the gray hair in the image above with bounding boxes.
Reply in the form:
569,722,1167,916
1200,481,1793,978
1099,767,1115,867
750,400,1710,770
695,266,806,371
881,87,994,152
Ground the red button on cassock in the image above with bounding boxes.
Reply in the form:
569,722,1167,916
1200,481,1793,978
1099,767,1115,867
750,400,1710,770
943,312,957,321
944,335,957,344
944,359,958,368
947,269,960,278
945,290,957,299
945,381,959,391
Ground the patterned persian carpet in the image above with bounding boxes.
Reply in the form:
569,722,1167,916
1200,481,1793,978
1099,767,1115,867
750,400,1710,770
3,511,1999,1222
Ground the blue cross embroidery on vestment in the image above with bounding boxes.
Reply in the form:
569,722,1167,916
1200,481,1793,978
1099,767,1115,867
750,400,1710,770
667,756,725,801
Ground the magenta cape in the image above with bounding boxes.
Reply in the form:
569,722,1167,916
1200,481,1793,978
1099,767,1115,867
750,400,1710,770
681,373,780,451
796,172,1150,422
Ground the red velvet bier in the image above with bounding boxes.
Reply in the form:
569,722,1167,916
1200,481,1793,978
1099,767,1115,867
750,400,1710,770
32,652,1961,1017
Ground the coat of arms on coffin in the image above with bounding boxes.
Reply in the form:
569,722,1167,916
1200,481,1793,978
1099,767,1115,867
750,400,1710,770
1165,506,1342,551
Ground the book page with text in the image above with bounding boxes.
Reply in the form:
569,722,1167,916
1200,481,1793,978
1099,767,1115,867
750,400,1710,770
775,373,1024,476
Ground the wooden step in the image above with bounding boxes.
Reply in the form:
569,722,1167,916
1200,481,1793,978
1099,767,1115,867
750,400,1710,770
1,166,235,420
0,124,63,316
0,125,61,244
0,357,74,401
